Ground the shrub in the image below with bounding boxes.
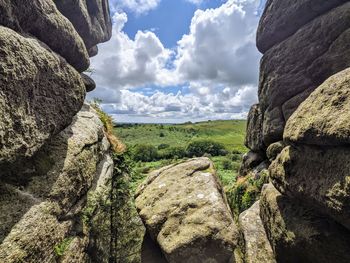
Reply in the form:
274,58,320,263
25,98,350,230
159,146,187,159
90,99,125,153
158,143,170,150
132,144,158,162
226,169,270,218
186,140,226,157
159,132,165,137
222,158,233,170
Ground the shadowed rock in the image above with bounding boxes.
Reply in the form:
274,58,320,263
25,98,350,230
260,183,350,263
245,104,264,152
257,0,348,53
269,145,350,230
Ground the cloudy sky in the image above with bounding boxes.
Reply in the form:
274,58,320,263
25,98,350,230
88,0,266,123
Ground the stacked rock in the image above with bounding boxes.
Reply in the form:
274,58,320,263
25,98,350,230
239,1,350,262
0,1,114,262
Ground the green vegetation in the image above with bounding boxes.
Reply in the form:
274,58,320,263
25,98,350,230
54,237,74,257
226,169,269,217
114,120,248,196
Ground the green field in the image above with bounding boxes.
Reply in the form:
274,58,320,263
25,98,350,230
115,120,247,153
114,120,248,193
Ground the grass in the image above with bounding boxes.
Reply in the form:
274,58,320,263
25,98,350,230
115,120,247,153
114,120,247,194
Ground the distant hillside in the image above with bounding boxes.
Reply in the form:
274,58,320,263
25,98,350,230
114,119,247,153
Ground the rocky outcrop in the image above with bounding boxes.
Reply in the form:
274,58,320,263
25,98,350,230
257,0,348,53
0,1,114,262
0,105,114,262
135,158,238,263
284,68,350,146
0,0,90,71
241,1,350,262
55,0,112,51
255,2,350,145
244,104,264,152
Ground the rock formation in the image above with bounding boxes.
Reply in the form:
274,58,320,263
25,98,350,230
135,158,238,263
240,1,350,262
0,0,113,262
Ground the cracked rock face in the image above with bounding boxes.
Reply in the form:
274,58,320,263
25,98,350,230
135,158,238,263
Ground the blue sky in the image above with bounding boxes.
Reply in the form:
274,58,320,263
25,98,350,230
88,0,265,123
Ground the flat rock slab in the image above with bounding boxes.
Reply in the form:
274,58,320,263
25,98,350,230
238,201,276,263
135,158,238,263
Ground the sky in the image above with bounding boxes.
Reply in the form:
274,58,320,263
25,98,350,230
87,0,266,123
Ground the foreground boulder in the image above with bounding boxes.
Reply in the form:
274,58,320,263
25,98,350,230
135,158,238,263
260,183,350,263
0,26,85,165
238,201,275,263
0,105,113,262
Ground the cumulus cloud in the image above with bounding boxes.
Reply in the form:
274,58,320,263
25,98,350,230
174,0,261,86
89,0,263,122
110,0,161,15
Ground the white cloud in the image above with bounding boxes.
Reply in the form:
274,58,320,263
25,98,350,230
88,12,175,102
89,0,262,122
185,0,204,5
110,0,161,15
174,0,261,86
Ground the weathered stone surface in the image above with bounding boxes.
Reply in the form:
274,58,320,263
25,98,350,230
135,158,238,263
281,88,313,122
55,0,112,50
245,104,264,152
285,68,350,146
257,0,348,53
0,26,85,164
0,0,89,71
0,105,113,262
238,201,276,263
260,183,350,263
87,153,114,263
81,73,96,92
60,237,90,263
259,3,350,144
0,201,71,263
269,145,350,230
239,151,265,176
262,107,284,146
266,141,285,162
